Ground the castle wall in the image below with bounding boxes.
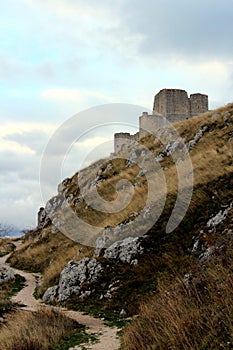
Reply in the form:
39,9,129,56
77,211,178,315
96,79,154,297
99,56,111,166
153,89,190,122
153,89,208,120
114,132,139,153
190,93,208,116
114,89,209,152
139,112,165,139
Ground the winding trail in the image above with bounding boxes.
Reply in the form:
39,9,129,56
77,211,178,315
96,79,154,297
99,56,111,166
0,248,120,350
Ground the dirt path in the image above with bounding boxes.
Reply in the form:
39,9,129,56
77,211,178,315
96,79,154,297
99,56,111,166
0,249,120,350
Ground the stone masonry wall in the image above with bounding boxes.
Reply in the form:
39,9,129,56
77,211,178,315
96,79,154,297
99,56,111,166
114,132,139,153
190,93,208,116
114,89,208,151
153,88,208,122
153,89,190,122
139,112,165,139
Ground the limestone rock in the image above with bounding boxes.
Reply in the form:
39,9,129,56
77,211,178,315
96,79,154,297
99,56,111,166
0,266,15,283
42,285,59,303
57,178,72,194
103,237,143,264
120,308,127,318
37,207,51,229
43,257,103,303
187,126,208,150
207,203,232,229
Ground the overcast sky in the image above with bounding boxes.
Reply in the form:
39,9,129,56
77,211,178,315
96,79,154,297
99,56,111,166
1,0,233,229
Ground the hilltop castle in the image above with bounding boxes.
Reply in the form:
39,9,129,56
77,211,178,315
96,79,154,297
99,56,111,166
114,88,208,153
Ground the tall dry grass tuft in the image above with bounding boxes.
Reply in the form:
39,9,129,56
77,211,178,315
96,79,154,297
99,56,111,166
123,247,233,350
0,308,79,350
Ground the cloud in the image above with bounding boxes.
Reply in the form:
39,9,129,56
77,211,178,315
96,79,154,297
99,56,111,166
0,140,34,154
0,122,56,227
119,0,233,61
3,130,50,154
42,88,115,104
0,0,233,229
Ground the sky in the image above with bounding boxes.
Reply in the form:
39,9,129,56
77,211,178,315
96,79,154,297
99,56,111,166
0,0,233,229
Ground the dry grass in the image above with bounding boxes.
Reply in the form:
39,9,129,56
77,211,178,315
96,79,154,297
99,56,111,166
70,103,233,230
123,247,233,350
9,230,81,272
0,238,16,257
7,102,233,311
0,308,79,350
38,245,92,295
8,230,92,296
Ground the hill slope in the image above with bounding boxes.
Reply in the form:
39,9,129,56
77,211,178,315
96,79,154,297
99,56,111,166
8,103,233,345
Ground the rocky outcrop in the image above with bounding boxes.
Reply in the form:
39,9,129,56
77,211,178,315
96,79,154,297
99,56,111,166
0,242,15,257
37,207,51,229
187,125,208,150
191,202,233,262
0,266,15,283
103,237,143,265
43,257,103,303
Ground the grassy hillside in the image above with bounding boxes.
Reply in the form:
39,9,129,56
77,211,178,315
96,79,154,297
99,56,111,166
7,103,233,338
123,252,233,349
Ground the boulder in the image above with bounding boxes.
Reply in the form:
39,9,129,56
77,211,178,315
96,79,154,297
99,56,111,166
42,285,59,303
37,207,51,229
43,257,103,303
0,266,15,283
103,237,143,264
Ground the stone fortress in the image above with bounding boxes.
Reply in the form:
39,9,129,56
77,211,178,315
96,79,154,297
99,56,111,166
114,88,208,153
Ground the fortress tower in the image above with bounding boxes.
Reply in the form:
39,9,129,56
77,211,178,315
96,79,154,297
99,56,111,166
190,93,209,116
114,88,208,152
153,88,208,123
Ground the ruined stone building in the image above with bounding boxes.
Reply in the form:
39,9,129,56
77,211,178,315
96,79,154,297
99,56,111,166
114,88,208,153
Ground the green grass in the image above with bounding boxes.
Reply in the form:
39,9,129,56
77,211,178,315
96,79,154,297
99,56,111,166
7,274,26,298
0,274,26,316
53,324,98,350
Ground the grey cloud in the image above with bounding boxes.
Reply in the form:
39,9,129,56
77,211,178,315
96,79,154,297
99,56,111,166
119,0,233,60
0,151,39,179
4,130,49,154
44,104,148,156
0,168,41,227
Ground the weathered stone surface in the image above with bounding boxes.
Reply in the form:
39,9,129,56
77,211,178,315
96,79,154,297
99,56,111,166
57,178,72,194
94,235,110,257
207,203,232,229
37,207,51,229
0,266,15,283
120,308,127,318
187,126,208,150
45,195,65,217
103,237,143,264
43,257,103,303
191,203,233,262
42,285,59,303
